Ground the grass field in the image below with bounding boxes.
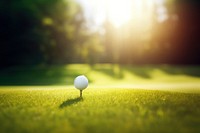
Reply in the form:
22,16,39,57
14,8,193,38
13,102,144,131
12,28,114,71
0,64,200,133
0,64,200,88
0,88,200,133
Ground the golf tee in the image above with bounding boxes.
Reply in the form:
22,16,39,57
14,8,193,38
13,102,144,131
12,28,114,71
80,90,82,98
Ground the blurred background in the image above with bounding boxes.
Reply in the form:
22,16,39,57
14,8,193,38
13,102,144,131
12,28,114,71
0,0,200,86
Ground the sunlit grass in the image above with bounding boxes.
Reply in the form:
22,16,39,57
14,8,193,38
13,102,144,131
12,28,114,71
0,64,200,88
0,87,200,133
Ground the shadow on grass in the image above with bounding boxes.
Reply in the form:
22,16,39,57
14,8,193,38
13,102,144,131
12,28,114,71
121,65,200,78
91,64,124,79
92,64,153,79
160,65,200,77
59,97,83,108
124,65,152,79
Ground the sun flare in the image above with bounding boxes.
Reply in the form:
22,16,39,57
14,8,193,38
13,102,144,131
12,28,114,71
106,0,133,27
81,0,156,28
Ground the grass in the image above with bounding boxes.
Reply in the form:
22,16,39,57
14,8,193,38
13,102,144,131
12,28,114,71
0,64,200,132
0,64,200,87
0,87,200,133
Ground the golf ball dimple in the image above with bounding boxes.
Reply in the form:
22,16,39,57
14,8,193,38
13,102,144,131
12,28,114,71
74,75,88,90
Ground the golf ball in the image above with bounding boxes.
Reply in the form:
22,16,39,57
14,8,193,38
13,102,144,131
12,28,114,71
74,75,88,90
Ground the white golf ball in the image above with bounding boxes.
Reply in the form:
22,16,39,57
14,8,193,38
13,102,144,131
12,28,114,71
74,75,88,90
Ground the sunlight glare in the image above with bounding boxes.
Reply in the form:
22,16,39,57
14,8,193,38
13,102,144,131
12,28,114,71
79,0,160,28
106,0,133,27
98,0,154,27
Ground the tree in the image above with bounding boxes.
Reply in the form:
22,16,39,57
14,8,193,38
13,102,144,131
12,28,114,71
0,0,87,67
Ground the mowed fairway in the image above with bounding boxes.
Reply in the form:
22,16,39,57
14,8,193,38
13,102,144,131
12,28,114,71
0,64,200,133
1,64,200,87
0,87,200,133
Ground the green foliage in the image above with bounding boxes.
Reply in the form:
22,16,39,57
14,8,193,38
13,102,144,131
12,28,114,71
0,0,90,66
1,0,200,66
0,88,200,133
80,34,104,64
